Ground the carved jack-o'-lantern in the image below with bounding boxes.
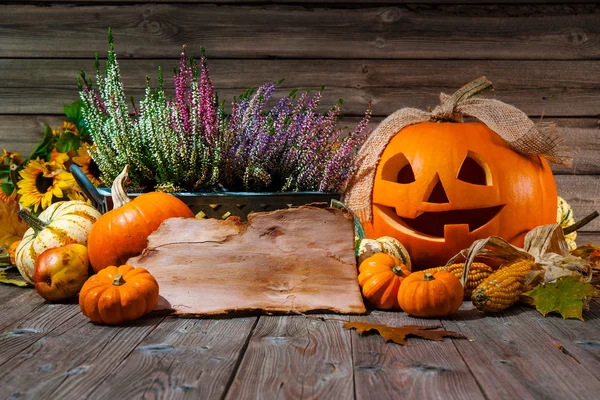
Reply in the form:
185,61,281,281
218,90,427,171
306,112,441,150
363,121,557,269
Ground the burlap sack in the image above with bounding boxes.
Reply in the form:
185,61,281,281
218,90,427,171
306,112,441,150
343,76,571,222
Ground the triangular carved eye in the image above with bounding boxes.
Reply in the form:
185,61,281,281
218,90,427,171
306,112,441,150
397,163,416,184
457,151,490,186
381,153,416,184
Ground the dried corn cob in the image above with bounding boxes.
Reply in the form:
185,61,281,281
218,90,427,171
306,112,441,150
471,260,536,312
422,263,493,299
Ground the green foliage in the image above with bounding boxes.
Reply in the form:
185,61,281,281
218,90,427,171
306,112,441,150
523,276,597,321
27,125,55,163
55,131,81,153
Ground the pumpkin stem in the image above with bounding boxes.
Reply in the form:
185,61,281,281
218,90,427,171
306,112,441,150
564,210,599,235
112,165,132,209
17,208,48,234
391,265,405,277
423,272,435,281
112,274,126,286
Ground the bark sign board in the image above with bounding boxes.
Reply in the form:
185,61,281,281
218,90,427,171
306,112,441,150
128,206,366,315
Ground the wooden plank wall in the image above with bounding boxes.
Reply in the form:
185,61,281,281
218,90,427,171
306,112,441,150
0,1,598,240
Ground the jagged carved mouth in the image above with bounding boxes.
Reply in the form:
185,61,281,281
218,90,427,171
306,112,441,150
382,205,505,238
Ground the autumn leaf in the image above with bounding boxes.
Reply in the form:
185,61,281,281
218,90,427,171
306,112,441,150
523,276,597,321
0,199,28,249
0,270,28,287
343,322,466,346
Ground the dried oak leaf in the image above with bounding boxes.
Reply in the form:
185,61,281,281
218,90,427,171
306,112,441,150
343,322,466,346
523,276,597,321
0,199,28,249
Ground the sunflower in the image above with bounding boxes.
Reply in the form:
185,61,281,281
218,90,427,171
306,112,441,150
0,185,17,203
49,150,70,169
17,159,74,212
52,121,78,138
67,188,90,204
72,144,103,186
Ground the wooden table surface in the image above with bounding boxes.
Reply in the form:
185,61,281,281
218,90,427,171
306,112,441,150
2,285,600,400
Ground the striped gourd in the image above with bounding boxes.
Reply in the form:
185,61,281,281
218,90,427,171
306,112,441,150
357,236,411,270
471,260,536,312
15,201,101,284
423,263,493,298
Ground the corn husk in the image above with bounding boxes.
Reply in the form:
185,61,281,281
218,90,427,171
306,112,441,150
449,223,592,288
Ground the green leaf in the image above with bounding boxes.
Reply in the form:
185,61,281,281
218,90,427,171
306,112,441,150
28,124,55,162
64,100,81,122
0,271,29,287
523,276,597,321
55,131,81,153
1,183,14,196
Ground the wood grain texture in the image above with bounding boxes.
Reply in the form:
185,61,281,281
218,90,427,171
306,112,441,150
2,59,599,117
128,207,366,315
351,310,485,400
0,284,25,304
555,175,600,232
0,288,45,331
0,4,598,59
29,314,166,400
532,300,600,372
441,303,600,400
88,315,258,400
0,301,80,369
19,1,600,4
577,232,600,245
0,309,162,399
225,315,354,400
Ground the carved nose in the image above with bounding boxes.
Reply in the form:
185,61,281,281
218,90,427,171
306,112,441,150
427,178,449,203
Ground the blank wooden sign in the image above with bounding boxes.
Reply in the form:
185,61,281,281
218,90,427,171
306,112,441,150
128,206,366,315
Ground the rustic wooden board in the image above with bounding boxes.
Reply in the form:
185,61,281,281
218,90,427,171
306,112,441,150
442,303,600,399
0,301,80,368
531,300,600,373
577,232,600,245
87,315,258,400
0,4,598,60
24,1,600,4
2,85,599,118
5,59,600,93
555,175,600,232
226,315,354,399
8,313,165,399
128,207,366,315
0,288,46,331
351,310,485,400
0,307,162,398
0,284,25,303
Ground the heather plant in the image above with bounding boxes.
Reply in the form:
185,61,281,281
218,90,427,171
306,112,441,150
79,31,371,193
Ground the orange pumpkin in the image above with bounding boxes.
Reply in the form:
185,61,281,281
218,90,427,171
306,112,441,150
87,166,195,272
79,265,159,325
358,253,411,310
365,122,557,268
398,270,464,317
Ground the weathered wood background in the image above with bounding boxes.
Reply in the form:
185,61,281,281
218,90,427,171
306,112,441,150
0,1,598,239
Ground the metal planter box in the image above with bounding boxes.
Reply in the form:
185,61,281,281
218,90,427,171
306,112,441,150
71,165,340,219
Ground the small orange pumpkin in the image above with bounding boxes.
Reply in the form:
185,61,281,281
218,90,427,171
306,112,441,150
397,270,463,317
79,265,159,325
358,253,411,310
87,166,195,272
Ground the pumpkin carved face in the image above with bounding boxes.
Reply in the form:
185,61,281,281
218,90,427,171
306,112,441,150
365,121,557,269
